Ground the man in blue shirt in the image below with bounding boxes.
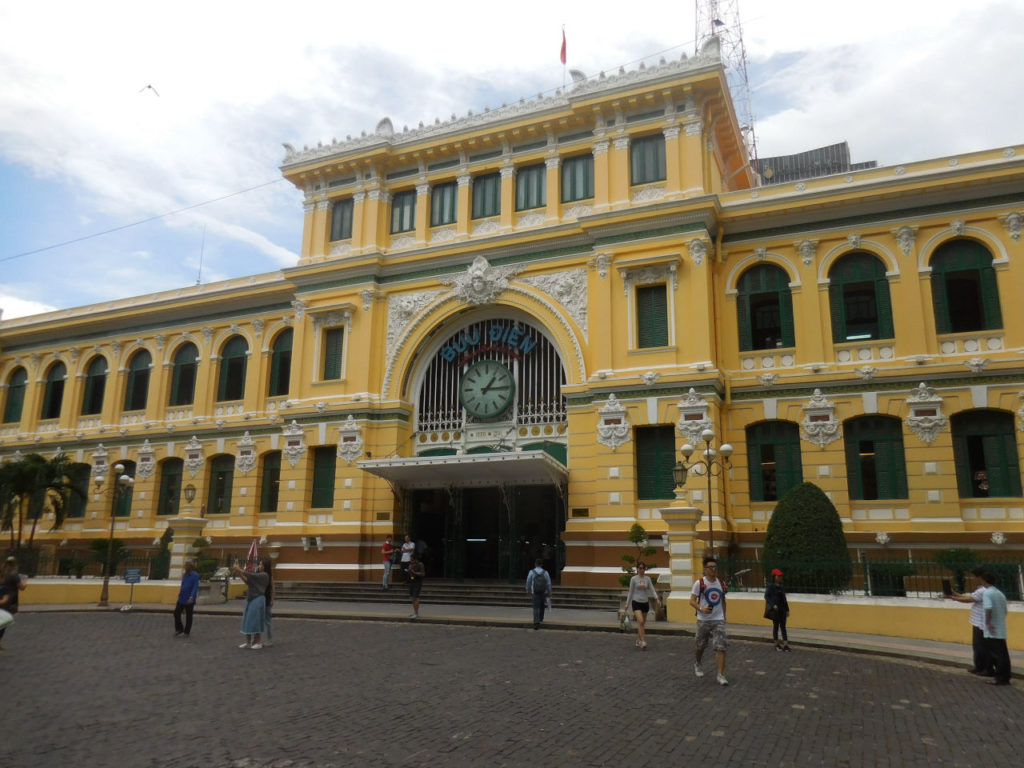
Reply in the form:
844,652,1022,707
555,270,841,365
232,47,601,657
978,568,1012,686
174,560,200,638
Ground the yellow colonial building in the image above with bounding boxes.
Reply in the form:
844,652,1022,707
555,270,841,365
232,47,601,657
2,38,1023,587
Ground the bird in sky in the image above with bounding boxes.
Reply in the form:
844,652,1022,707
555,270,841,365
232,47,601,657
139,84,160,97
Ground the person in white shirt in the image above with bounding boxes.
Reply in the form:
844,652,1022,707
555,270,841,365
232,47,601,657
948,567,995,676
623,562,662,650
689,556,729,686
400,534,415,581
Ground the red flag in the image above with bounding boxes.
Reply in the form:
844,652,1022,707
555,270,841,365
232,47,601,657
560,29,566,65
246,537,259,571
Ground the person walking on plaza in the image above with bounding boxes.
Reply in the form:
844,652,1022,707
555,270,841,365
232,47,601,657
381,534,395,589
977,568,1012,686
623,562,661,649
526,558,552,630
949,566,994,676
0,556,26,651
690,555,729,685
232,557,270,649
263,558,275,646
173,560,199,638
408,553,425,619
764,568,791,651
400,534,415,581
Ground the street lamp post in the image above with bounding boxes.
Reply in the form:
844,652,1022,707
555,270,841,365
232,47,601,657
96,463,134,607
677,429,733,555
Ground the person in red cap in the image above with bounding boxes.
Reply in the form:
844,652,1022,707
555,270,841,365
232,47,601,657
764,568,791,651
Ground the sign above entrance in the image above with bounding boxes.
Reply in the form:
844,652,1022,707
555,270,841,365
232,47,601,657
440,321,538,364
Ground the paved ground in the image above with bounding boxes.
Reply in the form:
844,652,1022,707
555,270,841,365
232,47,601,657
3,607,1022,767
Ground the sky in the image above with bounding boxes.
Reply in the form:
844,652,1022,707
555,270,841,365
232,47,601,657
2,0,1022,321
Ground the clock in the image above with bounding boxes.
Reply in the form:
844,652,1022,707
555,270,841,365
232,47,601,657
459,359,515,419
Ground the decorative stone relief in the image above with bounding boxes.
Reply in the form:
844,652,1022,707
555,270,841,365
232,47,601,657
795,239,817,266
440,256,522,306
687,238,708,267
202,327,214,348
596,394,631,451
360,289,383,312
846,233,862,250
386,290,444,357
472,219,502,236
252,319,264,338
562,203,593,219
390,234,416,250
1000,212,1022,241
429,225,456,243
855,366,878,381
800,389,841,448
184,435,204,478
282,421,306,468
753,246,767,262
516,211,546,228
336,415,364,464
590,253,612,279
991,531,1007,545
965,358,989,374
875,531,891,545
619,261,679,295
905,383,947,444
136,439,155,479
291,300,306,320
329,242,352,258
951,219,966,236
895,226,917,256
91,444,109,480
631,184,666,203
236,432,257,475
758,373,778,387
640,371,660,386
311,309,352,332
675,388,712,444
519,268,588,339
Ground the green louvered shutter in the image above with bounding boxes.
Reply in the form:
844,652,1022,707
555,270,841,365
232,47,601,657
636,285,668,348
777,425,804,498
323,328,344,380
260,452,281,512
636,426,675,500
875,274,895,339
269,330,292,396
931,273,951,334
779,289,795,347
311,447,336,508
736,291,752,351
828,282,845,343
979,264,1003,330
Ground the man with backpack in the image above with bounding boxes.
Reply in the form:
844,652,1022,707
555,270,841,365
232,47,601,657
689,555,729,686
526,559,552,630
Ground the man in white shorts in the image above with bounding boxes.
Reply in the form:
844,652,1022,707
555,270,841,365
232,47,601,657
689,555,729,686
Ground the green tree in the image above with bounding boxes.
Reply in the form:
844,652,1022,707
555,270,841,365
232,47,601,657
763,482,852,594
934,547,980,593
90,537,129,578
149,527,174,580
619,523,658,588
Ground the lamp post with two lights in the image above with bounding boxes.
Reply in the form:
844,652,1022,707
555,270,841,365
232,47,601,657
675,429,733,556
95,463,134,607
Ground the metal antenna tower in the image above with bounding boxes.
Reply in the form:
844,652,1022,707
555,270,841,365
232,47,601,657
695,0,758,165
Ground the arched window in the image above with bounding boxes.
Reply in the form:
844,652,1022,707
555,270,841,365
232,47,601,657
41,362,66,420
3,367,28,424
123,350,152,411
217,336,248,402
736,264,795,351
81,356,107,416
158,458,184,516
207,455,235,514
268,329,293,397
828,253,893,342
260,451,282,513
113,460,136,517
169,343,198,407
930,239,1002,333
746,421,803,502
66,462,92,518
843,416,908,500
951,410,1022,498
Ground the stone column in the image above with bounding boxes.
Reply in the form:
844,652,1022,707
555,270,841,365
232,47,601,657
167,516,207,580
660,506,706,622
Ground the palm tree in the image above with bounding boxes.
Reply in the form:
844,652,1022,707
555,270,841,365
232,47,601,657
0,452,86,553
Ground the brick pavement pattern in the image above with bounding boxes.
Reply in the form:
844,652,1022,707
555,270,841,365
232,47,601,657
3,612,1022,767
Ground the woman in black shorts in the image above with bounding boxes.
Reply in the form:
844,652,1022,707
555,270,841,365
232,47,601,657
623,562,662,650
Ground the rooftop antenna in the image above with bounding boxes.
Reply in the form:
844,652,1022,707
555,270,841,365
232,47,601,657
695,0,758,165
196,225,206,285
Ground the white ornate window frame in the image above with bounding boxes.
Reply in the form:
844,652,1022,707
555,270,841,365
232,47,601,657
617,254,681,351
310,304,355,384
596,393,631,450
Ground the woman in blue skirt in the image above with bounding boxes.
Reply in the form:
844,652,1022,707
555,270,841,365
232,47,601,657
232,557,270,649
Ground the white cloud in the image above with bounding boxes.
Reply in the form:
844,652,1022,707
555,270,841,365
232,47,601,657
0,293,59,321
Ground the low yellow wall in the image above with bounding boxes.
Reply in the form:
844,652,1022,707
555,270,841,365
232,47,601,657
20,579,247,606
666,593,1024,651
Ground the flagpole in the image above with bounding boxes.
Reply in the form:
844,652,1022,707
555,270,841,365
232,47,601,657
561,25,567,90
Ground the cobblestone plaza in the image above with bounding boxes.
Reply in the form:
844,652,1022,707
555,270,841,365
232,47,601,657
4,612,1022,767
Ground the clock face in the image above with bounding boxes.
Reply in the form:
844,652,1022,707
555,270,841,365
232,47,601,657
459,359,515,419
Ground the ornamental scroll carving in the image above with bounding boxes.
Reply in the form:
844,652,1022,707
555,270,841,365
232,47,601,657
519,268,588,340
800,389,841,448
687,238,708,267
336,415,364,464
905,383,947,444
596,394,631,451
619,261,679,295
136,439,155,479
675,388,712,444
282,421,307,468
386,290,444,357
184,435,204,478
440,255,523,306
236,432,257,475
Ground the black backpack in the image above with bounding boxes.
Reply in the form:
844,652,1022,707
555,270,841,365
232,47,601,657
532,570,548,595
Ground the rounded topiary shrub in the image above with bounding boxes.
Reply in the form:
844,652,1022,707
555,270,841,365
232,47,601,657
763,482,852,594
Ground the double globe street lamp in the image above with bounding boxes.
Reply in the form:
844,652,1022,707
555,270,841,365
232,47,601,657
95,463,134,607
674,429,733,555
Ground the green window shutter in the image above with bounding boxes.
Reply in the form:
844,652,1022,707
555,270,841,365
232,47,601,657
3,368,27,423
875,275,895,339
747,437,766,502
42,363,66,420
169,344,198,406
472,173,501,219
515,164,546,211
124,351,151,411
311,447,336,508
114,461,136,517
828,282,845,344
981,429,1022,497
260,452,282,512
979,264,1003,330
218,337,248,401
330,199,354,240
158,459,183,516
931,272,951,334
430,182,457,226
636,426,676,500
844,428,864,499
323,328,344,380
390,190,416,233
951,428,974,498
269,330,293,397
67,463,91,518
777,432,804,497
630,135,666,185
636,285,668,348
561,155,593,202
81,358,107,416
736,291,752,351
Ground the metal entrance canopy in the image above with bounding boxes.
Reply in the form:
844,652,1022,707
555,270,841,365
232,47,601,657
359,450,568,490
